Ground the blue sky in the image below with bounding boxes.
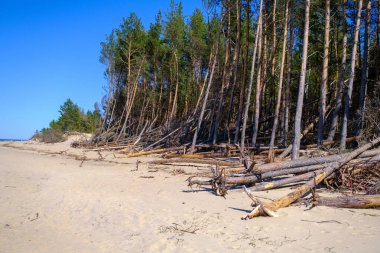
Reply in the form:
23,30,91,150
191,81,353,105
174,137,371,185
0,0,203,139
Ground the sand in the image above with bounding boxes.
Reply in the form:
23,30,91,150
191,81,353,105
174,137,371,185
1,139,380,253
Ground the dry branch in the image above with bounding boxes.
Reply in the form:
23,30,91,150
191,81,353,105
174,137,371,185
243,137,380,219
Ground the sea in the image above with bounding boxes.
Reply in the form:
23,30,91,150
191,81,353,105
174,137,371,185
0,139,25,142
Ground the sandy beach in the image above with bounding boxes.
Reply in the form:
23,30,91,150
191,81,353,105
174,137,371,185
1,139,379,253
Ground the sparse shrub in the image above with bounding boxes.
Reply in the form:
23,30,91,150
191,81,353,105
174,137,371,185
32,128,66,143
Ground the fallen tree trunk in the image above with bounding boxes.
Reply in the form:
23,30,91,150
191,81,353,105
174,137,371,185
314,195,380,209
145,127,182,150
150,158,240,167
253,148,380,174
125,147,184,157
189,156,378,189
244,137,380,219
248,169,325,191
260,155,379,178
162,152,233,159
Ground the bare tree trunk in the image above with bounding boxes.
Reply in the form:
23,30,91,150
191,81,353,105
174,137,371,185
245,137,380,219
190,47,218,153
314,195,380,209
340,0,363,151
283,0,294,146
212,2,231,144
327,0,347,141
268,0,289,161
255,6,268,147
234,0,250,144
356,0,371,137
376,0,380,87
101,65,114,131
117,59,145,141
170,51,180,122
193,52,212,117
225,0,242,142
317,0,331,146
291,0,311,159
241,0,263,149
251,25,263,147
267,0,278,122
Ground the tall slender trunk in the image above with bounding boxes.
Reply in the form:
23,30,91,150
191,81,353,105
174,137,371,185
225,0,242,142
190,47,218,153
170,51,179,122
268,0,289,160
258,8,268,143
118,59,144,141
340,0,363,151
241,0,263,149
193,53,212,116
251,12,264,147
101,65,114,131
317,0,331,146
268,0,277,122
283,0,294,146
327,0,347,141
376,0,380,86
234,0,250,144
212,1,231,144
291,0,311,159
355,0,371,137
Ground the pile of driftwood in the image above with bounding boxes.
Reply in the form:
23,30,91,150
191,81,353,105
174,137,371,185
74,132,380,218
137,137,380,218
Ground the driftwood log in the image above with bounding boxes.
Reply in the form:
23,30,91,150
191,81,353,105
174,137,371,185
150,158,240,167
243,137,380,219
253,148,380,174
314,195,380,209
188,155,379,190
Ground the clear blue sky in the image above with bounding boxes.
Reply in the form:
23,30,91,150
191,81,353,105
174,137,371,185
0,0,203,140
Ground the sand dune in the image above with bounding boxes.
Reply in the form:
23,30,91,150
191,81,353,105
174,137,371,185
1,140,379,253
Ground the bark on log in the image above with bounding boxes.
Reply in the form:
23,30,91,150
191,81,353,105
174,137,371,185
244,137,380,219
248,169,324,191
253,148,380,174
150,158,240,166
314,195,380,209
162,152,234,159
126,147,184,157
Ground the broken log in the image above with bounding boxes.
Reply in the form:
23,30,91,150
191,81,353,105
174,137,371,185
162,152,234,159
314,195,380,209
150,158,240,167
253,148,380,174
248,169,325,191
189,157,377,189
243,137,380,218
125,147,184,157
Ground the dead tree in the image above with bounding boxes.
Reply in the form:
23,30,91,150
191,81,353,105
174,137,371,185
355,0,371,137
241,0,263,149
234,0,250,144
340,0,363,151
268,0,289,161
190,48,218,153
317,0,331,146
292,0,311,159
244,137,380,219
327,0,347,141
